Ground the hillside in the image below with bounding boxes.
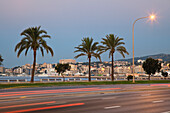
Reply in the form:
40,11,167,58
118,53,170,62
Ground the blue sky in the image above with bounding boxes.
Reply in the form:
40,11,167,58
0,0,170,68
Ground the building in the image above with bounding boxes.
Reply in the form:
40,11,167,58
134,65,144,74
5,68,12,73
157,59,163,62
59,59,76,64
137,59,145,64
0,67,5,73
13,67,22,74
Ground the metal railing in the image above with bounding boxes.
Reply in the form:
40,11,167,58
0,77,170,83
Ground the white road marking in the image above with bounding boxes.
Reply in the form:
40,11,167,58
162,111,170,113
104,106,121,109
141,94,151,96
152,100,164,103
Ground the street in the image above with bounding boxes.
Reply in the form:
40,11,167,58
0,84,170,113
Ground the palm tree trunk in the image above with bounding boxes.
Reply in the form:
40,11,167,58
111,53,114,81
89,57,91,82
31,50,36,83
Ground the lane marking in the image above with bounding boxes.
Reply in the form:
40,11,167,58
152,100,164,103
4,103,84,113
0,101,56,109
104,106,121,109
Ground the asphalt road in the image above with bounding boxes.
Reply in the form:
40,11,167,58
0,84,170,113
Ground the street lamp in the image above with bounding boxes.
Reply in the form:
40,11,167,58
132,14,155,83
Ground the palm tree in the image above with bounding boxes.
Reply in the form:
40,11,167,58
74,37,101,82
100,34,129,81
15,26,54,82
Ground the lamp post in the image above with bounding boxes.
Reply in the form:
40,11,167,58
132,15,155,83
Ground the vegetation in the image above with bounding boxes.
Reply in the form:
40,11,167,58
161,71,168,79
142,58,161,80
99,34,129,81
74,37,102,82
15,26,54,83
0,55,3,66
127,75,133,81
55,64,71,82
1,80,170,89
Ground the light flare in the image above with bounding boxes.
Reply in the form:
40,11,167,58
150,15,155,20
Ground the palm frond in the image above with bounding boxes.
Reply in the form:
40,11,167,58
17,47,26,57
41,35,51,38
74,53,86,59
15,26,53,57
25,46,31,56
101,34,129,59
47,46,54,56
40,47,44,57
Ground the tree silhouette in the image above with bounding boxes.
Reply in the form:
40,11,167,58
15,26,53,82
55,63,71,82
74,37,101,82
142,58,161,80
161,71,168,79
99,34,129,81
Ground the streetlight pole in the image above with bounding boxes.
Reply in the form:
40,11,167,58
132,15,155,83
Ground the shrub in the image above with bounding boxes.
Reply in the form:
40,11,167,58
127,75,133,81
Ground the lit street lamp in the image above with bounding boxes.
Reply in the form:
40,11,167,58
132,14,155,83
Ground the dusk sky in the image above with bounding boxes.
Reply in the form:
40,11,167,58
0,0,170,68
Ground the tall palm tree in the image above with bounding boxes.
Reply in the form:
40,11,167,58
100,34,129,81
74,37,101,82
15,26,54,82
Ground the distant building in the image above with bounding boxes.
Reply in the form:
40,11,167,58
41,63,47,68
5,68,12,73
134,65,144,74
0,67,5,73
13,67,22,74
157,59,163,62
59,59,76,64
25,64,31,67
137,59,144,63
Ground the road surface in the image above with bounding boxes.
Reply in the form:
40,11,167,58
0,84,170,113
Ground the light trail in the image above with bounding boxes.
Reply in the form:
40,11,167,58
0,88,120,97
0,88,98,95
4,103,85,113
0,101,56,109
150,84,170,87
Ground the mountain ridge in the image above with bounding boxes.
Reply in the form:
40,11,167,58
117,53,170,62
